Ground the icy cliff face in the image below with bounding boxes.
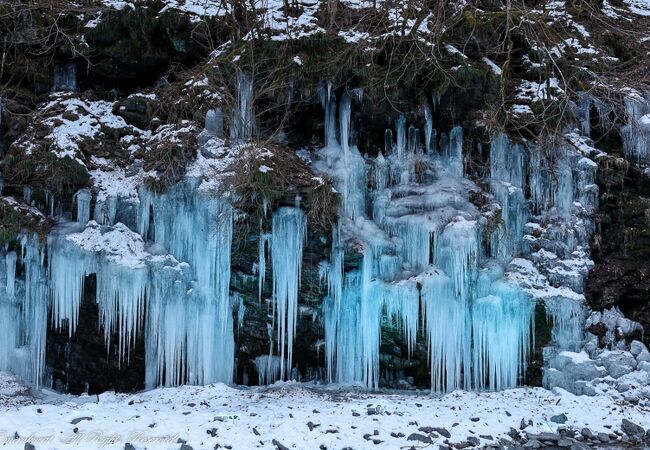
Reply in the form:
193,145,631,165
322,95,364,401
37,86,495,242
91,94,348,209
1,0,650,395
0,79,626,393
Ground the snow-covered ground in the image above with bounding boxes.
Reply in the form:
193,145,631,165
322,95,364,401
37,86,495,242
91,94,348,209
1,372,649,450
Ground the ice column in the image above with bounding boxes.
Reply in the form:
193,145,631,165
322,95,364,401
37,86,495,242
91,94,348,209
258,233,271,302
271,207,306,380
320,83,338,147
254,355,284,385
230,70,255,140
396,116,406,159
5,251,17,297
205,108,224,137
74,189,92,224
424,101,433,154
323,245,381,388
21,238,48,384
472,280,534,390
141,182,235,387
490,134,528,258
621,95,650,166
421,270,469,392
447,126,463,177
53,63,77,92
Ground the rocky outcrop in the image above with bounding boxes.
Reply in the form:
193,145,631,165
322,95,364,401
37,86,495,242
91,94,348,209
587,156,650,346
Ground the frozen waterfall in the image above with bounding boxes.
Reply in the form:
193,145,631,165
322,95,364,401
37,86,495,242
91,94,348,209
316,95,593,392
0,82,599,395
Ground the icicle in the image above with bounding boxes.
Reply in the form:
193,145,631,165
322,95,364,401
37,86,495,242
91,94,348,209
258,233,271,302
490,134,528,258
136,186,152,238
387,218,435,271
472,280,534,391
94,195,117,225
408,126,418,155
396,116,406,159
23,186,32,205
254,355,283,385
359,245,380,389
21,237,48,384
235,293,246,331
48,237,93,337
432,92,440,112
45,191,56,216
316,93,366,220
384,129,393,155
435,217,479,301
577,93,591,137
53,63,77,92
421,270,469,392
620,95,650,166
205,108,224,137
5,251,16,297
271,207,306,380
424,101,433,154
322,222,344,382
74,188,92,224
324,93,338,146
0,299,19,373
373,153,389,192
339,92,352,154
140,182,235,387
382,280,419,357
576,157,598,211
230,70,255,140
323,244,381,389
544,296,586,352
96,261,147,364
555,147,574,215
447,126,463,177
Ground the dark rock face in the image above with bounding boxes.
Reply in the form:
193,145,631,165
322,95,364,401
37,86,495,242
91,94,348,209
46,275,145,394
587,159,650,345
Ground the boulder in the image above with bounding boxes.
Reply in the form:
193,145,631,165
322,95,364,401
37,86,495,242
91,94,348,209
621,419,645,439
637,350,650,364
630,340,648,357
407,433,433,444
544,352,606,394
527,432,560,442
596,351,636,379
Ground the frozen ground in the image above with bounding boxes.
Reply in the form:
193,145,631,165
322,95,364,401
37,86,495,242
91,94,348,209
1,372,649,449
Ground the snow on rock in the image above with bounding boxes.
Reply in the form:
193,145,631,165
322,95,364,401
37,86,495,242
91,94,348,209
90,167,153,203
64,221,151,269
517,79,563,103
159,0,232,18
43,96,129,161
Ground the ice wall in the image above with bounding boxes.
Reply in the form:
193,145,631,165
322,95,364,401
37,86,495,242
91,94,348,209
0,78,599,394
0,179,235,388
316,93,596,392
138,181,235,387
